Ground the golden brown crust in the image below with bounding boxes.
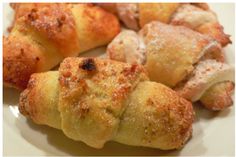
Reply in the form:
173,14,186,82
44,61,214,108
16,3,80,57
3,35,38,89
58,57,148,148
4,3,120,90
9,3,41,31
19,73,40,118
12,3,120,56
115,81,194,150
19,85,31,117
71,4,120,53
3,25,63,89
19,57,194,150
139,3,180,27
11,3,49,20
19,71,61,129
196,22,232,47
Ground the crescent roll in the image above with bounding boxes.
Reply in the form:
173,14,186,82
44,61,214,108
98,3,231,47
19,57,194,150
3,3,120,89
107,21,234,110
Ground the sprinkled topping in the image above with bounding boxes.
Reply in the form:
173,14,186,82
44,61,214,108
176,59,234,101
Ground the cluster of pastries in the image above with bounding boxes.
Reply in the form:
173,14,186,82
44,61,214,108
98,3,231,46
3,3,234,151
107,21,234,111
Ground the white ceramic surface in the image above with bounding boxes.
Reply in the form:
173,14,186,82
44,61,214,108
3,3,235,156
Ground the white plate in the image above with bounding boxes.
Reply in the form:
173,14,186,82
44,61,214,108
3,3,235,156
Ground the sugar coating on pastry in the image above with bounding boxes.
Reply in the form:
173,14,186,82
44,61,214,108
114,81,194,150
171,4,217,29
4,3,120,89
200,81,234,110
171,4,231,46
141,22,219,87
58,57,148,148
107,30,146,64
19,57,194,150
175,59,234,102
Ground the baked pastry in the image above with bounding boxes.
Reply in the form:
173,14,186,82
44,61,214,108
19,57,194,150
107,21,234,110
98,3,231,47
175,60,234,110
3,3,120,89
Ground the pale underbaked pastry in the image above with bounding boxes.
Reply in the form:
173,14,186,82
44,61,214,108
98,3,231,47
3,3,120,89
107,22,234,111
19,57,194,150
